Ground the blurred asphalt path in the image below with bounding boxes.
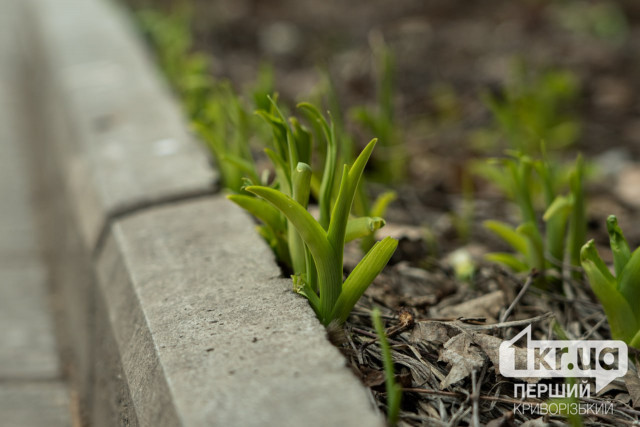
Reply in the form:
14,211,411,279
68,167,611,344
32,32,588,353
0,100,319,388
0,0,73,425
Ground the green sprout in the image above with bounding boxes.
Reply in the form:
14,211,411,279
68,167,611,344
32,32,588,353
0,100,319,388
308,69,397,252
139,8,261,194
580,216,640,348
193,83,259,193
240,140,397,325
473,63,580,155
351,35,406,184
230,98,397,325
138,8,214,119
372,308,402,426
482,152,586,282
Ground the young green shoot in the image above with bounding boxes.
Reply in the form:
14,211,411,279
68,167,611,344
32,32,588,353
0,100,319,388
475,62,580,155
580,216,640,348
372,308,402,426
351,34,406,184
482,152,586,284
240,139,398,325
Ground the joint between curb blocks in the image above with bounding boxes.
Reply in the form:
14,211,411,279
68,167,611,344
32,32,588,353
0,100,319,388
92,184,220,260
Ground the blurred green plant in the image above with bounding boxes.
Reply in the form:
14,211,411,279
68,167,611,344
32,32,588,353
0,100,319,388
138,8,213,119
139,7,262,193
581,216,640,348
472,63,581,156
553,0,629,46
351,35,406,184
192,83,260,193
481,152,586,282
372,308,402,426
548,323,584,427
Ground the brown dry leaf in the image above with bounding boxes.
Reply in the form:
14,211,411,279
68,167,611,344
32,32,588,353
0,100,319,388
437,290,505,321
409,321,453,345
438,333,485,389
624,364,640,408
473,333,539,384
359,366,386,388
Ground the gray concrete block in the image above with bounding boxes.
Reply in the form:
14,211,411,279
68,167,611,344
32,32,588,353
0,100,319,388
96,197,382,427
0,382,71,427
26,0,216,250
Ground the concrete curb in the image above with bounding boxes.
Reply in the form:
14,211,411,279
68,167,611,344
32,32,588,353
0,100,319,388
21,0,383,425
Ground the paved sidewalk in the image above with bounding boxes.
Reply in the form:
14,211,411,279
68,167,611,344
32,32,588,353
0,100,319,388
0,1,72,425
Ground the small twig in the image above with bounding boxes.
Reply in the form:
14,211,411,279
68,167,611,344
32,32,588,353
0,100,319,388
500,270,537,323
471,371,480,427
450,312,554,333
580,316,608,340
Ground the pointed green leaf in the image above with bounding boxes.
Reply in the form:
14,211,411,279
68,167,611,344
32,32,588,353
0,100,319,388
328,139,377,263
568,154,586,271
298,102,337,230
485,252,529,272
255,109,288,160
629,329,640,350
518,222,545,272
372,308,402,427
264,148,291,195
346,217,386,243
297,102,331,142
245,186,342,321
483,220,527,255
331,237,398,324
219,153,259,185
580,240,637,341
289,163,313,274
606,215,631,277
227,195,284,233
617,246,640,323
543,195,573,222
370,191,397,218
543,195,572,267
290,117,312,166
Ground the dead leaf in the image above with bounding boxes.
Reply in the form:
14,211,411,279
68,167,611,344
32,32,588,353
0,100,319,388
410,321,453,345
473,333,539,383
359,366,386,388
624,363,640,408
438,333,485,389
437,290,505,321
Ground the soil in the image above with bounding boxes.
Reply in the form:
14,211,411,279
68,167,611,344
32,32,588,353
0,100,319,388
129,0,640,424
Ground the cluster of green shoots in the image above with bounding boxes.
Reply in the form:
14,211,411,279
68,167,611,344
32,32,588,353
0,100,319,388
139,9,398,326
581,216,640,347
231,100,398,325
477,62,639,348
473,63,580,155
482,151,586,283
